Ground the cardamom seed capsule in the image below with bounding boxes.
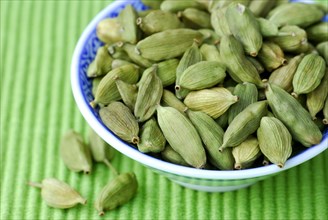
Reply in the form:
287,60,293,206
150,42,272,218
134,66,163,122
209,0,251,10
178,61,226,90
323,98,328,124
225,3,262,56
161,89,187,114
198,29,221,45
94,172,138,216
60,130,92,174
156,59,178,87
141,0,162,9
180,8,211,29
211,6,231,37
215,110,230,130
292,54,326,97
267,3,324,28
157,105,206,168
220,35,265,87
160,0,205,12
270,25,309,53
306,22,328,43
257,18,280,37
161,144,190,166
175,41,202,99
248,0,276,17
258,42,287,72
87,46,112,78
96,18,123,44
316,42,328,65
247,56,265,74
92,77,102,96
200,44,222,62
219,101,268,151
306,69,328,120
115,79,138,111
232,136,261,169
187,110,234,170
136,29,203,61
122,43,153,68
184,87,239,119
89,128,116,163
118,4,139,44
137,10,182,35
28,178,87,209
268,54,304,92
138,117,166,153
111,59,135,69
265,83,322,147
228,82,258,124
100,102,139,144
257,117,292,168
91,64,139,106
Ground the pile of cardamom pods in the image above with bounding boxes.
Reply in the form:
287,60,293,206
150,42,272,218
87,0,328,171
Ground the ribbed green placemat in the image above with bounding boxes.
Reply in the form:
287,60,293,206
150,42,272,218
1,1,327,220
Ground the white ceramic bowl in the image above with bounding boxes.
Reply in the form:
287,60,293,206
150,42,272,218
71,0,328,192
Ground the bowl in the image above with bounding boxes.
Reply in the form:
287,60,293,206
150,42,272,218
71,0,328,192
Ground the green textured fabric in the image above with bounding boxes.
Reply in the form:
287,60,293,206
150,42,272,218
1,1,328,220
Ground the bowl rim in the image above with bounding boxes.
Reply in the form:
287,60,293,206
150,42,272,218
71,0,328,180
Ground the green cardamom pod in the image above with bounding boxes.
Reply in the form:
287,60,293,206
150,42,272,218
306,69,328,120
60,130,92,174
122,43,153,68
94,172,138,216
265,83,322,147
161,89,187,114
28,178,87,209
210,6,231,37
200,44,222,62
134,66,163,122
161,144,190,166
136,29,203,61
177,61,226,90
108,43,132,62
215,110,230,130
180,8,211,29
157,105,206,168
257,18,280,37
187,110,234,170
91,64,139,106
220,35,264,87
138,117,166,153
209,0,251,11
156,59,178,87
219,101,268,151
258,41,287,72
232,136,261,169
137,10,182,35
111,59,135,69
198,29,221,45
115,79,138,111
96,18,123,44
267,3,324,28
225,2,262,56
160,0,205,12
268,54,304,92
118,4,139,44
247,56,265,74
141,0,162,9
306,22,328,43
184,87,239,119
316,42,328,65
249,0,276,17
89,128,115,164
228,82,258,124
292,54,326,98
323,98,328,125
257,117,292,168
99,102,139,144
92,77,102,97
87,46,112,77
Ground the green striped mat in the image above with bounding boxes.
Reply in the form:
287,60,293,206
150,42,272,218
1,1,327,219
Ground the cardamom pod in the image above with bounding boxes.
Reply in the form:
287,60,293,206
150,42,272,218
306,69,328,120
228,82,258,124
92,77,102,96
160,0,204,12
122,43,153,68
89,128,115,163
248,0,275,17
187,110,234,170
136,28,203,61
180,8,211,29
265,83,322,147
60,130,92,174
94,172,138,216
257,117,292,168
225,2,262,56
232,136,261,169
161,144,190,166
161,89,187,114
316,42,328,65
96,18,123,44
156,59,178,87
111,59,135,69
87,45,112,77
323,98,328,124
292,54,326,97
267,3,324,28
257,41,287,72
137,117,166,153
247,56,265,74
141,0,162,9
209,0,251,10
210,6,231,37
306,22,328,43
215,110,230,130
257,18,280,37
115,79,138,111
28,178,87,209
157,105,206,168
178,61,226,90
198,29,221,45
200,44,222,62
268,54,304,92
219,101,268,151
99,101,139,144
184,87,239,119
134,66,163,122
118,4,139,44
